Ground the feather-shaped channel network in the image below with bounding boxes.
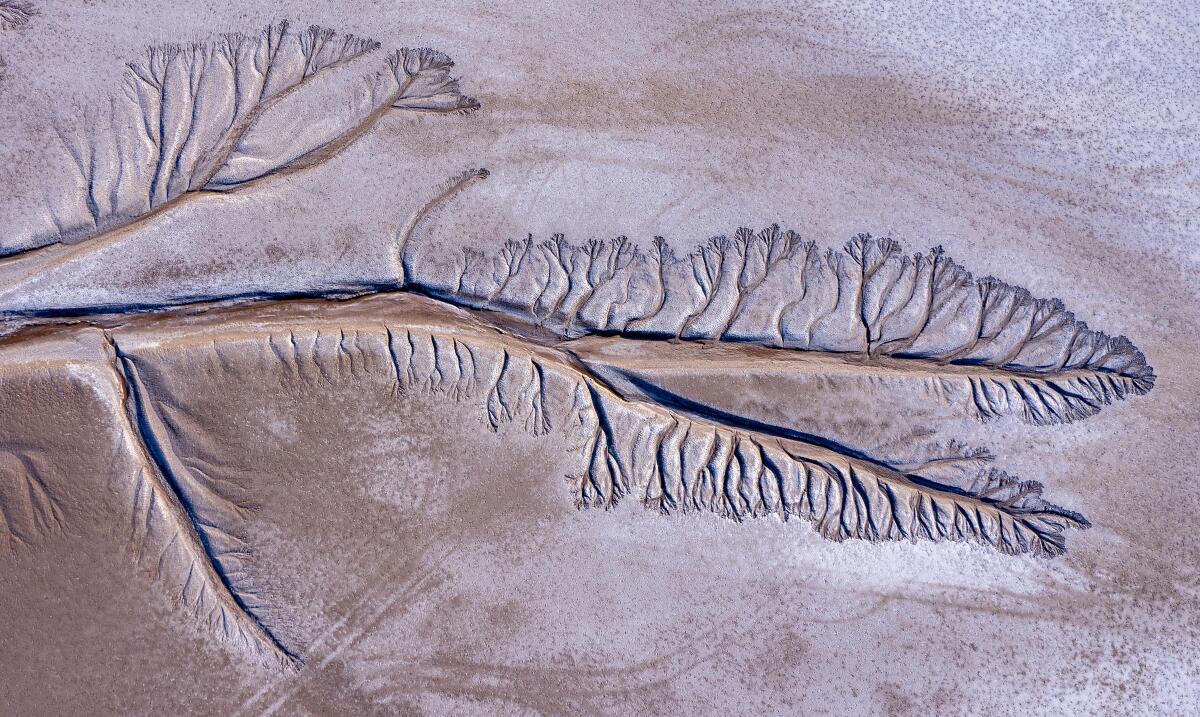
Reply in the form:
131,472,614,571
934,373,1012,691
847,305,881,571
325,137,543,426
0,21,1155,670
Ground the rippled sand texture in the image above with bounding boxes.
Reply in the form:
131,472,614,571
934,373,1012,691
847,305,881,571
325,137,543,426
1,3,1197,715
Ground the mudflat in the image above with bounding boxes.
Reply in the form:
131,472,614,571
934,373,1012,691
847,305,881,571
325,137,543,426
0,3,1196,715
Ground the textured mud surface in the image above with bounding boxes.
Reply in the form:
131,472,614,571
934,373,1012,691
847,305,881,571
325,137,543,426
1,4,1198,715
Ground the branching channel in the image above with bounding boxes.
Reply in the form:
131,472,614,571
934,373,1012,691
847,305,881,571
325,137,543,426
411,229,1154,426
3,20,477,268
101,331,298,670
0,20,1158,675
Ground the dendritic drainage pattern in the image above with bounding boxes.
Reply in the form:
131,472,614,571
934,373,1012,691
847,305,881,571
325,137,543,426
0,21,1157,670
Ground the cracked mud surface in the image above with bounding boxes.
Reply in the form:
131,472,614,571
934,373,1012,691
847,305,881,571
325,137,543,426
1,3,1198,715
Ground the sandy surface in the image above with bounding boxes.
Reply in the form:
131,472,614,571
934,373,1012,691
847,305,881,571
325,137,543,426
1,2,1197,715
